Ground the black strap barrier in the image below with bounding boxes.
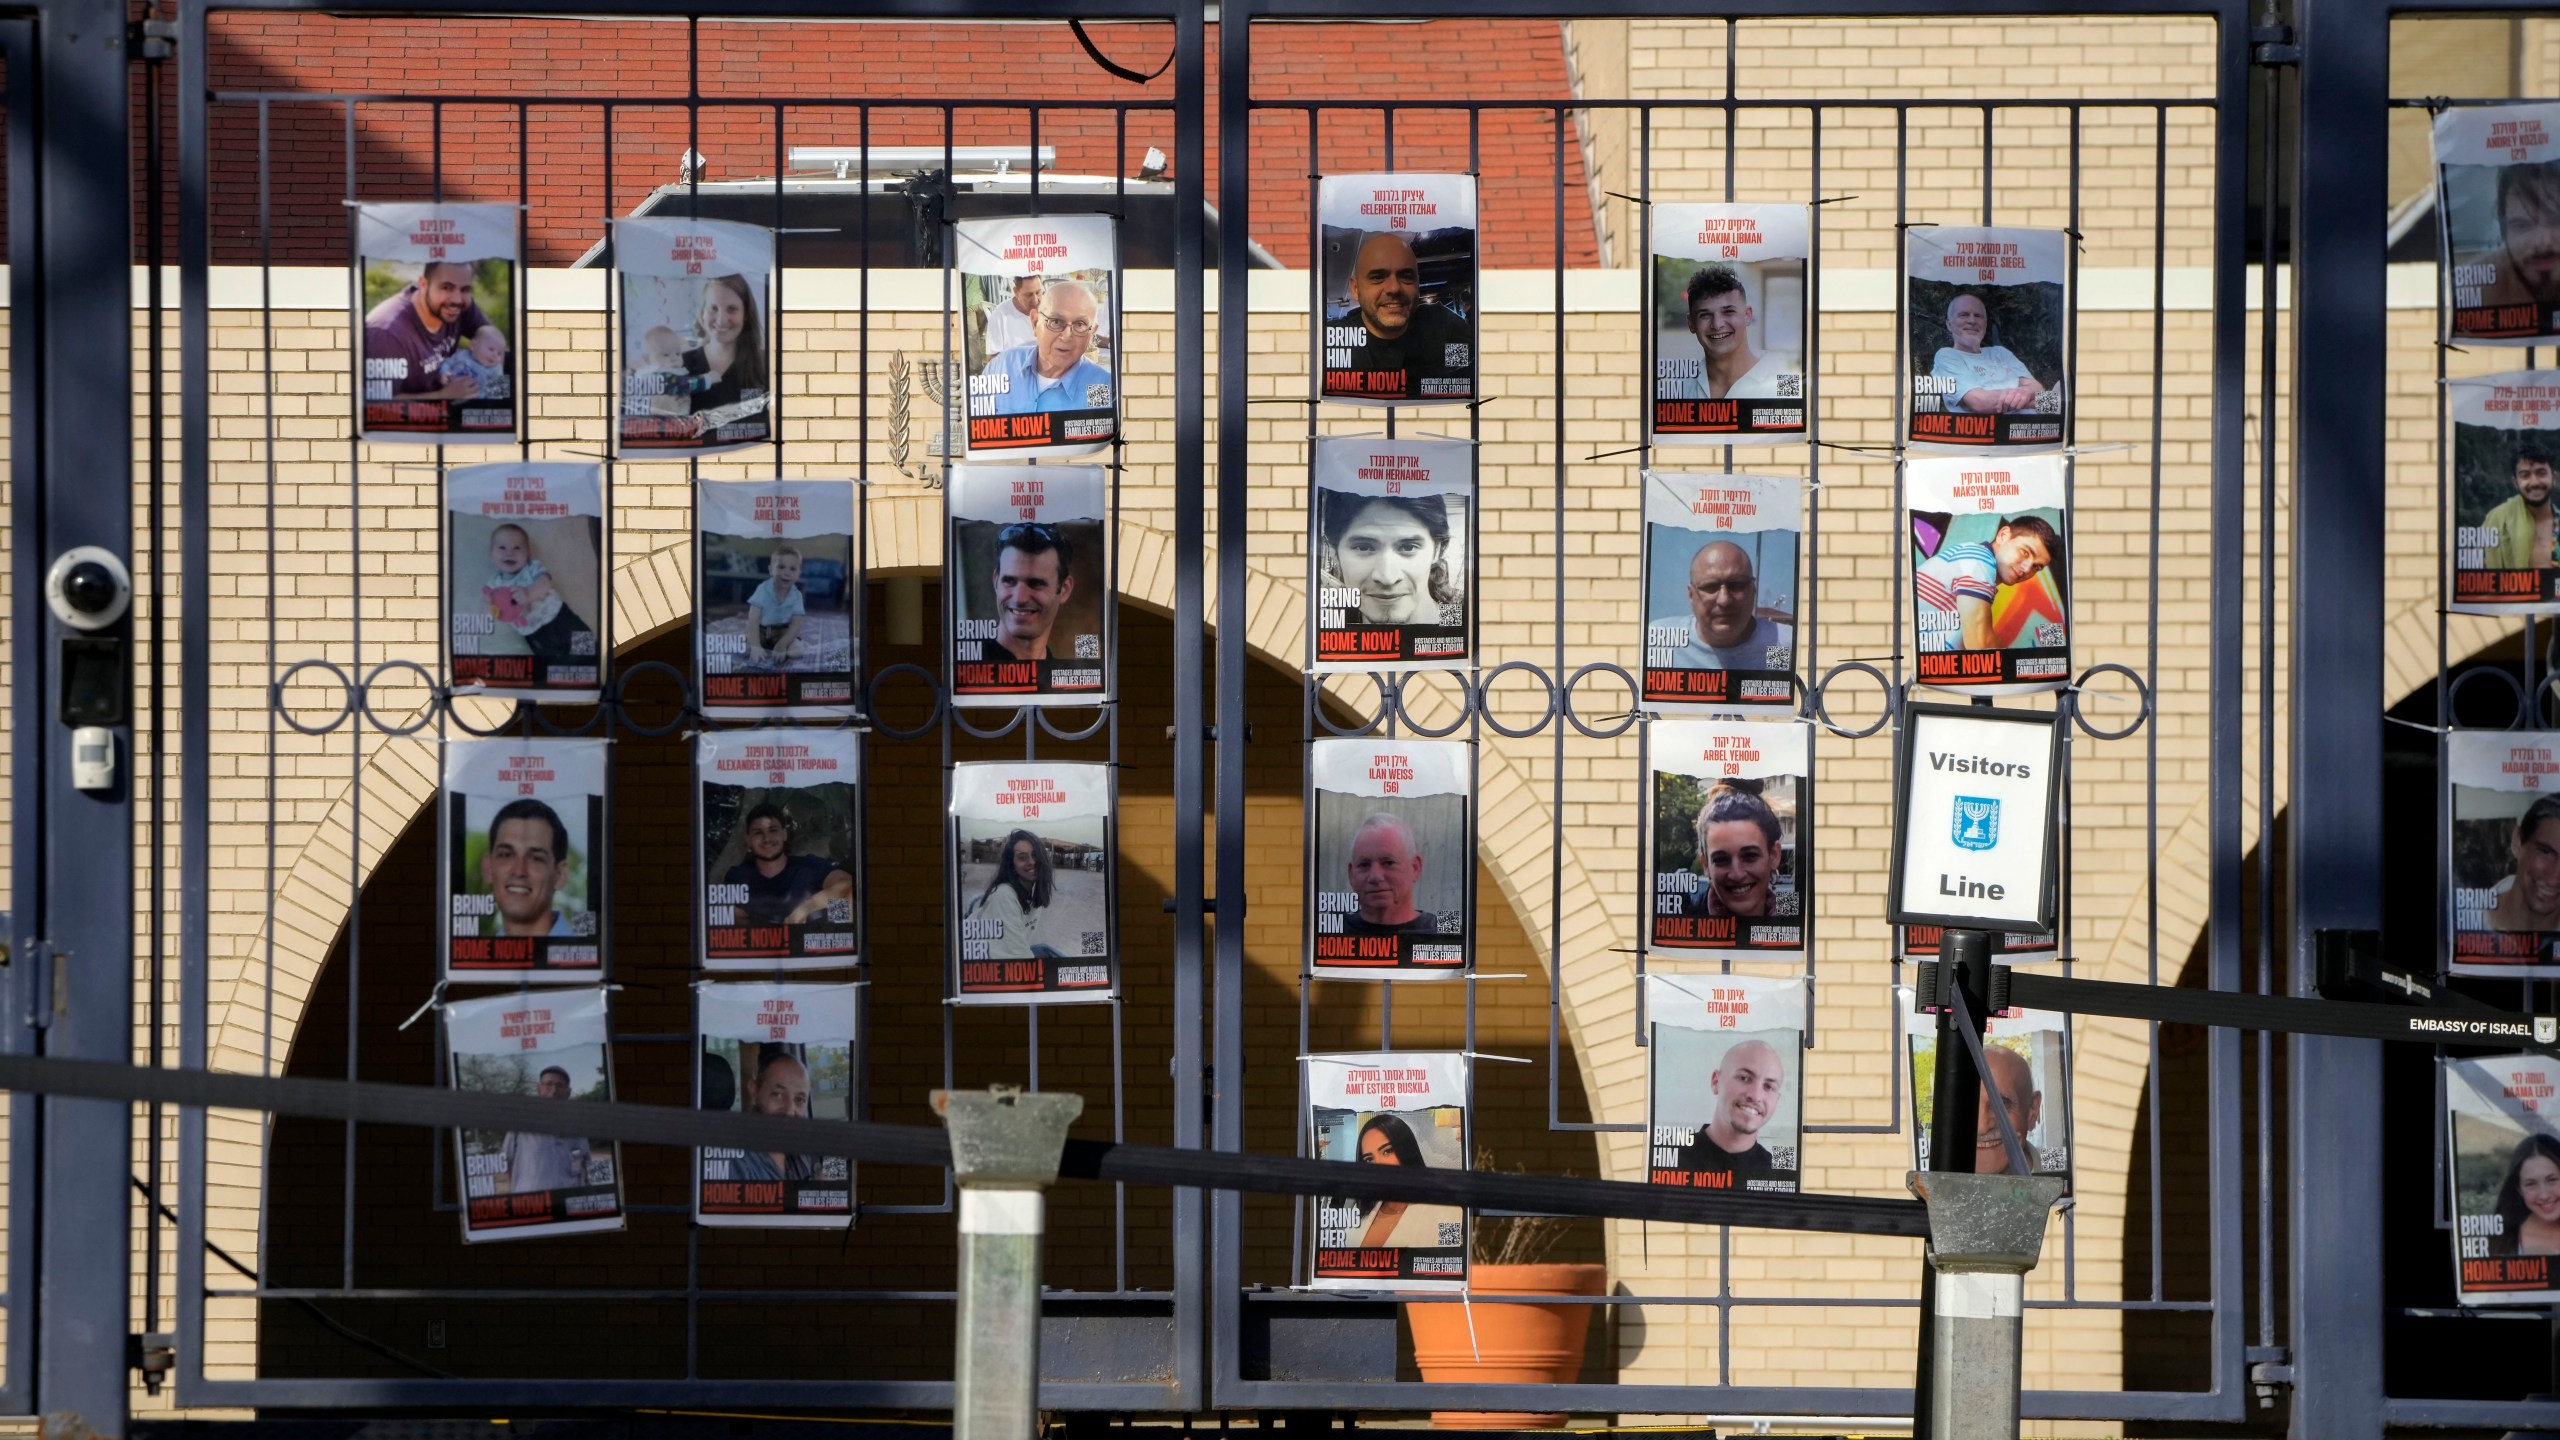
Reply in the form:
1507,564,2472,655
1989,968,2560,1062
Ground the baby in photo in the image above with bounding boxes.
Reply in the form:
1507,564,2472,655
626,324,708,415
483,523,595,660
445,326,511,402
745,545,809,670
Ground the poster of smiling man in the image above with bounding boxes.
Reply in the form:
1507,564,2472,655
615,217,774,457
445,987,624,1242
2437,104,2560,344
445,462,606,703
1908,453,2070,694
697,478,859,717
1309,435,1473,671
1640,471,1801,711
2450,729,2560,977
1905,225,2069,451
1307,737,1471,978
700,728,860,971
1904,991,2073,1185
1315,173,1478,406
2448,372,2560,614
1649,203,1809,443
948,761,1117,1003
1647,718,1809,959
947,462,1110,707
443,737,608,983
1646,972,1807,1195
956,214,1120,459
695,981,858,1229
1306,1050,1469,1290
356,202,518,443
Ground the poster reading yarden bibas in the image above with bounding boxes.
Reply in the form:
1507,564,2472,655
695,981,858,1229
2449,729,2560,977
700,728,859,971
1310,435,1474,671
697,478,859,716
1640,471,1801,710
948,462,1110,707
2436,103,2560,344
956,214,1120,458
1647,718,1809,959
1649,203,1809,443
445,462,605,703
1308,737,1471,978
443,737,608,983
2447,1051,2560,1305
1315,174,1477,406
1307,1050,1469,1290
356,202,518,443
1908,453,2070,693
1905,225,2069,451
1646,972,1807,1194
445,987,623,1242
948,761,1116,1003
2449,372,2560,614
616,217,774,456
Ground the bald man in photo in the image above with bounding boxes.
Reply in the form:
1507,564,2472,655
1341,812,1445,938
1646,540,1793,670
1323,230,1472,400
1691,1038,1788,1183
1971,1045,2045,1175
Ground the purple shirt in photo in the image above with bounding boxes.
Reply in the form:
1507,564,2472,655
363,285,494,397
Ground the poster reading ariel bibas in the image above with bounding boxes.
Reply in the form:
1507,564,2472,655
1307,737,1471,978
1640,471,1800,710
2449,372,2560,614
442,737,608,982
2436,103,2560,343
356,202,518,443
1905,225,2069,452
1645,972,1807,1194
1649,203,1809,443
957,214,1120,458
445,987,623,1242
697,478,859,716
2449,729,2560,977
948,761,1117,1003
700,728,859,971
445,462,606,703
1310,434,1474,671
1306,1050,1469,1290
695,981,858,1229
1315,173,1477,406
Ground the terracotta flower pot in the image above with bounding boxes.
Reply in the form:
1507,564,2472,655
1405,1261,1608,1430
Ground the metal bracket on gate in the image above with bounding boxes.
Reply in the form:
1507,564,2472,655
2250,23,2299,65
2247,1345,2293,1409
129,18,175,60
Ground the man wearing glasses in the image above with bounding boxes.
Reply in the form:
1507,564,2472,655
974,279,1114,417
1645,539,1792,671
1663,265,1790,403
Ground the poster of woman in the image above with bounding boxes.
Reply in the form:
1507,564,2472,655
2448,730,2560,976
1307,737,1471,977
1315,173,1478,406
445,462,606,703
697,478,859,716
947,463,1110,708
356,202,518,443
445,986,623,1242
1904,225,2069,451
1639,471,1801,711
2447,373,2560,614
695,981,858,1229
1648,203,1810,444
2446,1051,2560,1305
2435,103,2560,344
699,728,859,970
1907,453,2070,694
1646,718,1809,959
1645,973,1806,1195
615,217,774,456
1306,1050,1469,1290
948,760,1117,1003
442,737,608,983
955,214,1120,459
1309,434,1473,671
1903,990,2073,1185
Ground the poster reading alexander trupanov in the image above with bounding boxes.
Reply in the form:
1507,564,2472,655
2436,103,2560,344
1908,453,2070,694
445,462,605,703
948,761,1116,1003
697,478,859,717
1310,434,1474,671
2449,373,2560,614
1306,1050,1469,1290
443,737,607,982
2449,729,2560,977
1649,203,1809,443
2448,1051,2560,1305
616,217,774,457
956,214,1120,459
700,728,859,971
1640,471,1801,711
356,202,518,443
1905,225,2069,452
1315,174,1478,406
1904,989,2073,1186
1645,972,1807,1195
1307,737,1471,978
1647,719,1809,959
445,986,623,1242
948,462,1110,707
695,981,858,1229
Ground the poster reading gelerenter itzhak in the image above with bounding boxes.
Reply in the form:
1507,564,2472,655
2447,1051,2560,1305
949,760,1117,1004
1647,719,1809,960
1640,471,1801,711
615,217,774,457
1307,1050,1469,1291
2449,729,2560,977
1905,225,2069,452
1646,972,1807,1195
2436,103,2560,344
1310,435,1474,671
1315,174,1478,406
1649,203,1809,444
445,462,605,703
695,981,858,1229
2449,373,2560,614
445,986,624,1243
1307,737,1471,978
697,478,859,716
956,214,1120,459
443,737,608,983
700,728,860,971
947,462,1110,707
1908,453,2070,694
356,202,518,443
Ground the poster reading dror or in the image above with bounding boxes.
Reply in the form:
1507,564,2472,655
956,214,1120,459
2449,373,2560,614
1310,435,1474,671
1306,1050,1469,1290
616,217,774,456
445,462,606,703
2436,103,2560,344
700,728,859,971
1905,225,2069,451
1315,174,1478,406
697,478,859,716
1647,719,1809,959
695,981,858,1229
443,737,607,982
948,462,1109,707
1649,203,1809,443
2449,730,2560,977
356,202,518,443
1904,989,2073,1185
2448,1052,2560,1304
948,761,1116,1003
1908,453,2070,694
445,987,623,1242
1645,972,1806,1195
1640,471,1801,711
1307,737,1471,978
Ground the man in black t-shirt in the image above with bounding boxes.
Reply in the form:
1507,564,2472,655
1323,232,1471,401
1689,1038,1787,1182
723,803,852,926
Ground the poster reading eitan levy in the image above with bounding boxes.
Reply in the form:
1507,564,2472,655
957,214,1120,459
1308,737,1471,978
1905,225,2069,452
700,728,859,971
1646,972,1806,1195
948,462,1110,707
948,761,1116,1003
443,737,607,983
1306,1050,1468,1290
2436,103,2560,344
1640,471,1800,711
616,217,774,457
1315,174,1478,406
695,981,858,1229
445,986,623,1243
1908,453,2070,693
2449,373,2560,614
2449,729,2560,977
445,462,606,703
356,202,518,443
1649,203,1809,443
2448,1052,2560,1305
1648,719,1808,959
1310,434,1474,671
697,478,859,716
1905,989,2073,1186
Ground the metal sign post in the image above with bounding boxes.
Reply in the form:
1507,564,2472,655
935,1087,1086,1440
1910,1170,2069,1440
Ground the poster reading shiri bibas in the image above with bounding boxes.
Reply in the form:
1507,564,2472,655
1905,225,2068,451
1649,203,1809,443
695,981,858,1229
1306,1050,1468,1290
616,217,773,456
948,462,1109,707
2436,104,2560,343
2449,373,2560,613
1315,174,1477,406
948,761,1116,1003
957,214,1120,458
697,478,859,716
1904,990,2073,1185
700,728,859,971
445,462,605,702
1308,737,1470,977
2448,1052,2560,1304
1310,435,1473,671
1645,972,1806,1194
2449,729,2560,976
1640,471,1800,710
357,202,518,443
1908,453,2070,693
443,737,607,982
1647,718,1809,958
445,987,623,1242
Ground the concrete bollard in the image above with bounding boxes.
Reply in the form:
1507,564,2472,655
1908,1169,2068,1440
934,1086,1085,1440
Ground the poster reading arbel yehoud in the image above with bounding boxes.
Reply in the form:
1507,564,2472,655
1902,987,2073,1186
443,737,608,983
1310,434,1474,671
2449,373,2560,614
1905,225,2069,452
1908,453,2070,694
445,462,606,703
695,981,858,1229
445,986,623,1242
356,202,518,443
615,217,773,457
1315,174,1478,406
1649,203,1810,444
2450,1052,2560,1305
956,214,1120,459
948,761,1117,1003
1308,737,1471,978
2449,730,2560,977
1306,1050,1469,1290
948,462,1109,707
697,478,859,717
700,728,859,971
1640,471,1801,711
1645,972,1807,1195
2436,103,2560,344
1647,719,1809,960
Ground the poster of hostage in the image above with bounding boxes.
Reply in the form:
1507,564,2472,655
444,987,623,1242
2436,103,2560,344
699,729,859,970
697,478,859,716
1306,1050,1469,1290
2449,373,2560,613
1647,719,1808,958
2448,1052,2560,1304
948,462,1109,706
1315,174,1477,406
956,214,1120,458
1904,989,2073,1185
1310,435,1473,671
445,462,605,702
1908,453,2070,693
695,981,858,1228
616,217,773,457
948,761,1116,1003
442,737,608,982
1640,471,1800,711
1307,737,1471,977
356,202,518,443
1903,924,2055,964
1649,203,1809,443
1645,972,1806,1194
1905,225,2069,451
2448,729,2560,976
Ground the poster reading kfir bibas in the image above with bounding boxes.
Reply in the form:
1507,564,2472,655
1904,990,2074,1186
1645,972,1807,1195
1908,453,2070,694
445,462,606,703
2449,729,2560,977
1315,174,1477,406
695,981,858,1229
1647,719,1809,959
2448,372,2560,614
2436,103,2560,344
948,761,1116,1003
948,462,1110,707
2447,1051,2560,1305
1308,737,1471,978
1905,225,2069,452
700,728,859,971
1640,471,1801,711
616,217,774,457
356,202,518,443
443,737,608,983
956,214,1120,459
1649,203,1809,443
1310,435,1474,671
697,478,859,717
1306,1050,1469,1290
445,986,623,1243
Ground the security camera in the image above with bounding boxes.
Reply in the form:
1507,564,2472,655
46,546,131,631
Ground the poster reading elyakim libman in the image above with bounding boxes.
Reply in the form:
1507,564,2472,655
1648,203,1809,444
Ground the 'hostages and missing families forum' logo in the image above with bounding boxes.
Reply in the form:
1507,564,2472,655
1952,796,2000,852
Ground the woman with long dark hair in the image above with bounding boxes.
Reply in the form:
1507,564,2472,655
681,273,769,422
2489,1131,2560,1257
965,828,1062,961
1350,1111,1460,1249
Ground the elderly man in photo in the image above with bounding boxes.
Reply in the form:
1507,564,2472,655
977,279,1113,415
1647,540,1792,670
1342,812,1444,938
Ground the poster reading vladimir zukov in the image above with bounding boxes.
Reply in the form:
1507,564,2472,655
1908,453,2070,694
356,202,518,443
1645,972,1806,1195
2449,729,2560,977
1306,1050,1468,1290
1649,203,1809,443
948,462,1109,707
1310,434,1473,671
1308,737,1470,978
443,737,608,983
445,462,605,703
445,986,623,1243
1905,990,2073,1185
1640,471,1800,711
616,217,774,457
1905,225,2069,452
957,214,1120,459
2448,1052,2560,1305
949,761,1116,1003
2436,103,2560,344
1315,173,1478,406
700,728,859,971
1648,719,1808,959
2449,373,2560,613
697,478,859,716
695,981,858,1229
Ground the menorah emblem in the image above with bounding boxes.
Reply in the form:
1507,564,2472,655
886,351,962,489
1951,796,2001,852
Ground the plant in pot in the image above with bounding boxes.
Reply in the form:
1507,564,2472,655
1402,1152,1608,1430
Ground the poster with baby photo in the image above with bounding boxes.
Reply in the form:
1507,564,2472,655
947,462,1110,708
1649,203,1809,444
1306,1050,1468,1290
442,737,608,983
700,728,860,971
615,217,774,457
697,478,860,717
1904,225,2069,452
948,761,1117,1004
2448,1052,2560,1306
2448,730,2560,977
356,202,518,444
1647,718,1808,959
2447,372,2560,614
956,214,1120,459
1640,471,1801,711
1309,434,1473,672
2435,104,2560,344
695,981,858,1229
444,986,623,1242
1307,737,1470,978
1315,174,1477,407
1645,972,1807,1195
1902,988,2073,1186
1908,453,2070,694
445,462,606,702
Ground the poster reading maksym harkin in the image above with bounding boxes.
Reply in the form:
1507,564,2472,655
2449,730,2560,977
1908,453,2070,693
356,202,518,443
1315,174,1477,406
695,981,858,1229
1649,203,1809,443
443,737,607,982
615,218,774,457
1647,719,1808,959
445,987,623,1242
948,462,1109,707
1645,972,1806,1194
700,728,859,971
2447,1052,2560,1304
957,215,1120,458
697,478,858,716
1640,471,1800,711
2436,103,2560,344
1904,990,2073,1186
948,761,1116,1003
2449,373,2560,613
445,462,606,703
1905,225,2069,451
1307,737,1470,977
1306,1050,1468,1290
1310,435,1473,671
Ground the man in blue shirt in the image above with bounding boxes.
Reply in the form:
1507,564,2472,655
975,280,1112,416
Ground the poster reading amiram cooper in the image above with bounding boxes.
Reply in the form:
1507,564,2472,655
1640,471,1801,711
1307,737,1471,978
948,462,1110,707
1310,434,1474,671
2436,103,2560,344
2447,1051,2560,1305
1908,453,2070,694
948,760,1117,1003
357,202,518,443
445,462,606,703
700,728,860,971
697,478,859,717
442,736,608,983
1306,1050,1468,1290
616,217,774,457
695,981,858,1229
1904,989,2073,1186
1646,718,1809,959
1905,225,2069,452
2448,372,2560,614
956,214,1120,459
1646,972,1807,1195
1315,174,1478,406
1649,202,1810,443
445,986,624,1243
2449,729,2560,977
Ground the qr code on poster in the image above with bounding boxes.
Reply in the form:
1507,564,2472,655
1437,1221,1465,1246
1437,911,1464,935
571,629,598,657
1085,382,1112,408
1768,1145,1798,1170
1777,373,1802,397
1076,633,1100,659
828,899,852,924
1081,930,1107,956
1444,344,1469,367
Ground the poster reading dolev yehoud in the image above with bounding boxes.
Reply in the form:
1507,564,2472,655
1908,453,2070,694
948,462,1109,707
615,217,773,457
1306,1050,1469,1290
2449,1052,2560,1305
700,728,859,971
445,987,623,1242
695,981,858,1229
1649,203,1810,444
1640,471,1801,711
1648,719,1809,959
1645,972,1806,1195
2448,373,2560,614
956,214,1120,459
697,478,859,717
445,462,606,703
1308,737,1470,978
948,761,1116,1003
356,202,518,444
443,738,608,982
2435,103,2560,344
1905,225,2069,452
2448,730,2560,977
1315,174,1478,406
1903,988,2073,1186
1310,435,1474,671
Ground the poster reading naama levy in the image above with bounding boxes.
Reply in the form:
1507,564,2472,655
2447,1052,2560,1305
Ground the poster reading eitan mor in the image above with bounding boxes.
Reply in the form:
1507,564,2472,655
957,214,1120,459
443,737,607,982
697,478,859,716
1306,1050,1468,1290
616,217,774,456
357,202,518,443
700,728,859,971
1640,471,1800,711
445,986,623,1243
2448,372,2560,614
2436,103,2560,344
1905,991,2073,1185
695,981,858,1229
1646,972,1806,1194
1649,203,1809,443
445,462,606,703
948,462,1109,707
1308,737,1471,978
1647,719,1809,959
2449,729,2560,977
1908,453,2070,693
1315,174,1477,406
2447,1051,2560,1305
1905,225,2069,451
948,761,1116,1003
1310,434,1473,671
